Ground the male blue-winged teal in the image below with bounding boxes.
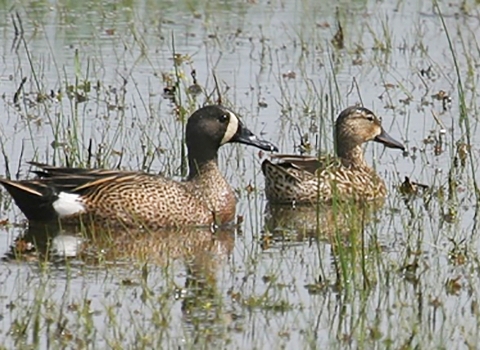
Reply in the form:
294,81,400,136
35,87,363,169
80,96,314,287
262,106,404,204
0,105,278,228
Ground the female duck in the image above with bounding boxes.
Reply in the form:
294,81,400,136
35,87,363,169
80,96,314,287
262,106,404,204
1,105,277,228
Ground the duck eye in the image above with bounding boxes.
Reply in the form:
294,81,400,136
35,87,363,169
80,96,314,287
219,114,229,123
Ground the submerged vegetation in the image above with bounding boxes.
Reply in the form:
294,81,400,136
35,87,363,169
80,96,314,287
0,0,480,348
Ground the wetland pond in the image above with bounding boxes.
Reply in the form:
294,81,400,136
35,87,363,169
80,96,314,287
0,0,480,348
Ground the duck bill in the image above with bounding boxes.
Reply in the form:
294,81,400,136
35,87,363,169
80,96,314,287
374,128,405,150
231,123,278,152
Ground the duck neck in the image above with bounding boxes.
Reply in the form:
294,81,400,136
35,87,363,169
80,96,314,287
336,144,368,168
187,147,219,180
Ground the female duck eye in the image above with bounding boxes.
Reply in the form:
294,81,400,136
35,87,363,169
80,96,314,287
219,114,229,123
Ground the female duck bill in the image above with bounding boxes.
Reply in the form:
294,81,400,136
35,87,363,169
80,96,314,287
374,128,405,151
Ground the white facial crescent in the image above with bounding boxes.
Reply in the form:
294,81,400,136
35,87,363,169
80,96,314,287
220,110,239,145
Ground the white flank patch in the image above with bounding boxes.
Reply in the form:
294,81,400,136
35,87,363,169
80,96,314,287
52,192,86,217
220,110,239,145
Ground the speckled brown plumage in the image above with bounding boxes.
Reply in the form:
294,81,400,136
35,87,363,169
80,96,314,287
0,105,277,228
57,164,237,228
262,106,405,204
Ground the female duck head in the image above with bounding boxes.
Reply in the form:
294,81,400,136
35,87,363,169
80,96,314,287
335,107,404,161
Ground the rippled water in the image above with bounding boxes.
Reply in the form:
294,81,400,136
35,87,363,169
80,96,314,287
0,0,479,348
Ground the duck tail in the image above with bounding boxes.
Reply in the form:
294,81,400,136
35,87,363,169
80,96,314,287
0,179,59,221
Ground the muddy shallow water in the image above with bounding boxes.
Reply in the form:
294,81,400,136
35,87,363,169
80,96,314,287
0,0,479,348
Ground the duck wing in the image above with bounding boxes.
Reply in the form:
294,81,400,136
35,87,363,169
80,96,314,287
0,163,143,221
